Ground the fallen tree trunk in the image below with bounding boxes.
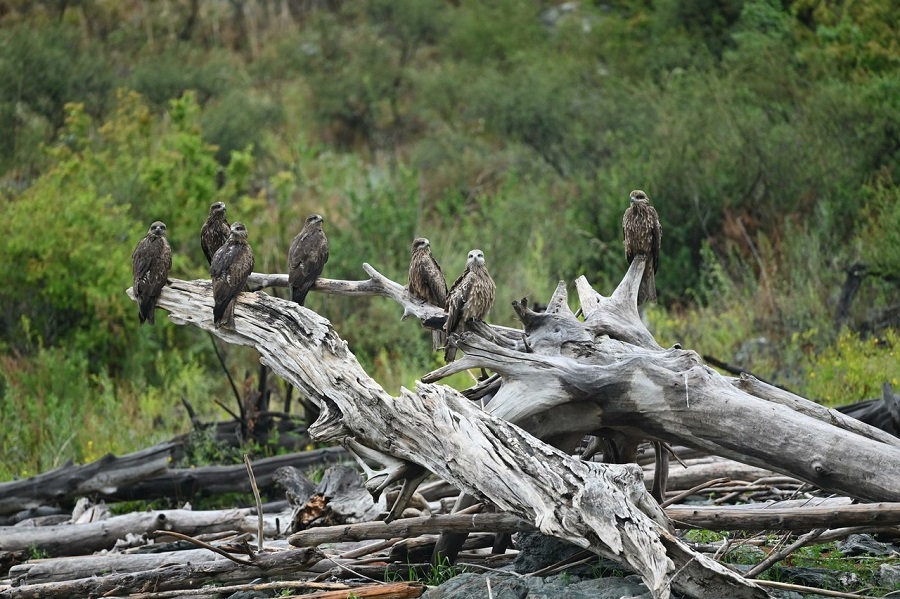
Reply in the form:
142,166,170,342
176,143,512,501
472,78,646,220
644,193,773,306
666,501,900,531
421,272,900,502
0,546,322,599
647,457,781,492
288,512,536,547
0,443,174,517
0,508,266,556
8,548,224,585
132,581,424,599
107,446,348,503
132,271,766,599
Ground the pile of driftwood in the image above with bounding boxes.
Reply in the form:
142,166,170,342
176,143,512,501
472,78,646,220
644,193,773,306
2,433,899,598
4,257,900,599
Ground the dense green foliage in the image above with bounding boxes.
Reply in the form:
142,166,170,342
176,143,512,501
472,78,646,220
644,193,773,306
0,0,897,480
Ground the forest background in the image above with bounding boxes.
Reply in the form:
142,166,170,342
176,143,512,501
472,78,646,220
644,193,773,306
0,0,897,482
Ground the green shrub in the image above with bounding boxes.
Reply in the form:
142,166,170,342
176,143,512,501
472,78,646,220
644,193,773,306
201,89,283,165
127,48,237,108
0,23,113,172
0,337,224,481
801,329,899,405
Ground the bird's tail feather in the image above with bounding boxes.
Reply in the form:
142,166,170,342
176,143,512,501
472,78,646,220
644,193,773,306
292,286,309,306
444,342,457,363
139,298,155,325
432,330,447,353
214,300,235,329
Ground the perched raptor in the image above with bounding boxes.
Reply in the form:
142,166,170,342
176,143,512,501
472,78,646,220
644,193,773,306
131,221,172,325
288,214,329,306
210,222,254,329
622,189,662,305
444,249,495,362
200,201,230,265
408,237,449,351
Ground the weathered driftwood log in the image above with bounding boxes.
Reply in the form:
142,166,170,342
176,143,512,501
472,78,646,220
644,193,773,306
646,457,781,492
0,546,322,599
287,499,900,543
130,273,765,599
108,446,348,503
421,265,900,502
666,501,900,531
288,512,536,547
0,508,270,556
8,548,224,585
131,581,425,599
0,443,174,516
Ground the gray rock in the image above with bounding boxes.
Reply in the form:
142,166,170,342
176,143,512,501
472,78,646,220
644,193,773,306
878,563,900,588
774,566,859,590
511,531,589,575
423,573,528,599
422,571,655,599
838,533,898,557
225,591,273,599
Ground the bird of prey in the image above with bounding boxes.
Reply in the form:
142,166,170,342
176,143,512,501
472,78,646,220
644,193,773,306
408,237,449,351
288,214,329,306
132,221,172,325
622,189,662,305
444,249,496,362
210,222,254,329
200,201,230,265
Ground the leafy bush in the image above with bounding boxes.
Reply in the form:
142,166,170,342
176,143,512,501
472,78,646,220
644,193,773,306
0,345,218,480
801,329,899,405
857,179,900,278
127,48,238,108
200,89,283,165
0,23,113,172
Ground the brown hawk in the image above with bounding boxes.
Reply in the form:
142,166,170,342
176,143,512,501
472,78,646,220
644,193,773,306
288,214,329,306
131,221,172,325
408,237,449,351
200,201,230,265
444,249,495,362
210,222,255,329
622,189,661,305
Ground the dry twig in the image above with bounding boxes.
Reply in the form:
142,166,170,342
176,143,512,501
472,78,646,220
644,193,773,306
243,453,265,552
151,529,255,566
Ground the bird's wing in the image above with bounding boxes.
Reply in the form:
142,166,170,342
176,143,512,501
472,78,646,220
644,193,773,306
210,243,241,279
288,231,308,271
289,232,329,285
445,271,471,335
651,208,661,273
132,238,155,285
200,223,213,263
410,254,448,307
408,253,428,298
425,256,449,307
623,207,636,264
213,245,253,302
